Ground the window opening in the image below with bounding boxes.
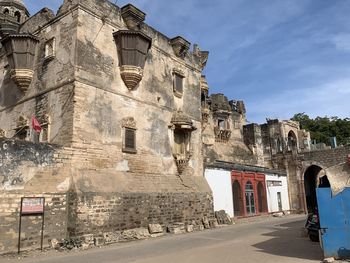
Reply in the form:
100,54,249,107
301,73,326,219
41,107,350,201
14,11,21,23
173,73,184,95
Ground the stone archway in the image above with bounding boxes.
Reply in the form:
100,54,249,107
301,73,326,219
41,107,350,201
304,165,323,213
232,180,243,217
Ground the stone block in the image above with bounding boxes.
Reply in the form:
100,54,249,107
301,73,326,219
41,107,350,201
168,223,186,234
186,224,194,233
121,228,150,241
209,219,219,229
148,224,163,234
215,210,233,225
103,231,121,244
81,234,94,246
49,238,60,249
202,217,210,229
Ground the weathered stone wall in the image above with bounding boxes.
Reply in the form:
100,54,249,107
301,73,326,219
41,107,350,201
71,3,203,177
67,192,213,240
0,5,78,146
272,146,350,212
0,0,214,254
0,193,67,254
300,146,350,168
0,137,213,254
203,95,256,166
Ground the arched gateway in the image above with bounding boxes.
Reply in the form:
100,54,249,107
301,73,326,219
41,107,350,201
304,165,331,213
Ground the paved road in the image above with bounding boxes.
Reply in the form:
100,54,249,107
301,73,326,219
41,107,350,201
1,215,323,263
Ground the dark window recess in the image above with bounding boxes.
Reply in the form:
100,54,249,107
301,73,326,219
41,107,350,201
14,11,21,22
173,74,183,94
124,128,136,152
15,127,28,140
174,129,187,154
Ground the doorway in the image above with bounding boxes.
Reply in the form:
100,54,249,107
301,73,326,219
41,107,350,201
257,182,265,213
245,181,255,215
277,192,282,211
232,181,242,216
304,165,323,213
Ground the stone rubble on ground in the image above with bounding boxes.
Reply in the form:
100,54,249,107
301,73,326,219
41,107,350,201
215,210,234,225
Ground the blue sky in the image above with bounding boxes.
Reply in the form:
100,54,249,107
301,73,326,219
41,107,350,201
24,0,350,124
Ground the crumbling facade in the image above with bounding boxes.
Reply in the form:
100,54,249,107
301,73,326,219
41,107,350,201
201,80,312,218
0,0,214,254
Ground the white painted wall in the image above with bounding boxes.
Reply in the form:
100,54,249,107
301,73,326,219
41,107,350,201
265,174,290,212
205,169,234,217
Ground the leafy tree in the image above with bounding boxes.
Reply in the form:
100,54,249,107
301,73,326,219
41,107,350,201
291,113,350,146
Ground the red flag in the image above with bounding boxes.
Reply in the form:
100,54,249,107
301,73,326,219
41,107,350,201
31,116,42,133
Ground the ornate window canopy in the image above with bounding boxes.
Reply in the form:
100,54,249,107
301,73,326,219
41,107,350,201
121,4,146,30
170,111,196,131
113,30,152,91
170,36,190,58
1,34,39,93
121,117,137,129
170,111,196,174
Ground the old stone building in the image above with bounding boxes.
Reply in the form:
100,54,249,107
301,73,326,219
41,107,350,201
0,0,214,253
1,0,349,255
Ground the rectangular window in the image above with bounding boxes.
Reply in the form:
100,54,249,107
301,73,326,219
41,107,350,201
15,127,28,141
123,128,136,153
173,73,184,95
40,125,49,143
218,119,225,129
174,130,186,154
44,38,55,61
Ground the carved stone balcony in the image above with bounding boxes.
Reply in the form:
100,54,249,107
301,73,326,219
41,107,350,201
1,34,39,93
174,152,192,174
121,4,146,30
113,30,152,91
214,127,232,142
170,36,190,59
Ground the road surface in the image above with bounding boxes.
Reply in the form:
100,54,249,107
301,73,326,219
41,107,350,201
1,215,323,263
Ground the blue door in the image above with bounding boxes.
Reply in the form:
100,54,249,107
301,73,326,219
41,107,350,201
316,188,350,259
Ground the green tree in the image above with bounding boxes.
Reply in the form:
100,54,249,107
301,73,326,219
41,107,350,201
291,113,350,146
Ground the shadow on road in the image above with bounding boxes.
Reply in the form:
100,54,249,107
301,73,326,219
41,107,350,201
253,219,323,261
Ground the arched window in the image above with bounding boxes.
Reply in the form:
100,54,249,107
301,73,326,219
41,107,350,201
276,138,283,153
287,131,297,151
3,8,9,15
14,11,21,23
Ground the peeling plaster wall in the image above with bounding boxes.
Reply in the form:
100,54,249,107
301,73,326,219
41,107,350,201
0,6,78,146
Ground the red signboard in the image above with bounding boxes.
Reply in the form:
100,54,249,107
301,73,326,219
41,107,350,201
21,197,45,215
